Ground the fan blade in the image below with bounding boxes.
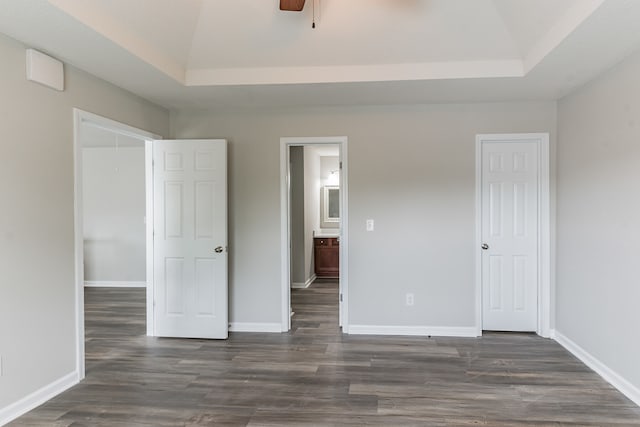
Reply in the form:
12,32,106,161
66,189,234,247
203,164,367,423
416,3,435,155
280,0,306,11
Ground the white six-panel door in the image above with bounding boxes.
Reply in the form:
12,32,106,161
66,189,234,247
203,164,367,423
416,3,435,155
481,141,538,331
153,140,228,339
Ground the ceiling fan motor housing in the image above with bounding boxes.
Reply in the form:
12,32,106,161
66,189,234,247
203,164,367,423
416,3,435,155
280,0,306,12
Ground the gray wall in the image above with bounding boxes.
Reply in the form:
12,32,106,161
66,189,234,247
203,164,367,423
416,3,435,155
170,102,556,328
82,146,146,283
0,33,168,410
557,49,640,391
289,146,306,285
320,156,339,183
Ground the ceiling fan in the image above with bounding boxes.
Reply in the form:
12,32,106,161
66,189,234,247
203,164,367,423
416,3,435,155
280,0,319,28
280,0,306,11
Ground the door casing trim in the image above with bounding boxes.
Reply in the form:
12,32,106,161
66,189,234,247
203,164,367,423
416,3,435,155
475,133,551,337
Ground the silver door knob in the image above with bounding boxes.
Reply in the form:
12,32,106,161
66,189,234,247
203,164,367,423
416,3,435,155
481,243,489,250
214,246,223,253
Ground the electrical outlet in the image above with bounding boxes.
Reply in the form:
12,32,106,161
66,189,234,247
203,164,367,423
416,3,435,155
406,293,414,306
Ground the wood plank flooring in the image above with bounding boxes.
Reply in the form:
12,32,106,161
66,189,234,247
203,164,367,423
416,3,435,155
10,279,640,426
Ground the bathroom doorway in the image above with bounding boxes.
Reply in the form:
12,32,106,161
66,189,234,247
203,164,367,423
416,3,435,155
280,137,349,333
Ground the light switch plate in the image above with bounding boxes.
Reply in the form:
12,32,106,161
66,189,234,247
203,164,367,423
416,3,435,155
366,219,374,231
406,293,414,306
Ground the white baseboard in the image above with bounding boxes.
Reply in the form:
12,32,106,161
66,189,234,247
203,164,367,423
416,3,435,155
553,330,640,407
347,325,478,337
0,371,78,426
291,275,317,289
228,322,283,333
84,281,147,288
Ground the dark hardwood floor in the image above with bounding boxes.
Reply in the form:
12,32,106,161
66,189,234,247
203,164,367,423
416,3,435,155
10,279,640,426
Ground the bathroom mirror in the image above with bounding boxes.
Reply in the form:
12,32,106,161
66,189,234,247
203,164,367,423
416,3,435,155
321,185,340,228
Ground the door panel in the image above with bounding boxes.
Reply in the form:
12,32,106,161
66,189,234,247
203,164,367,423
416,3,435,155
488,255,503,310
482,142,538,331
153,139,228,339
165,257,185,315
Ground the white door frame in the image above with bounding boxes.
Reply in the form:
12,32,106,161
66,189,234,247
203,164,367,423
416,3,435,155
280,136,349,332
73,109,161,379
475,133,551,338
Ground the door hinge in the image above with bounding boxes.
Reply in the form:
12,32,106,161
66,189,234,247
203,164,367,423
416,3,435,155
339,161,342,169
339,293,343,302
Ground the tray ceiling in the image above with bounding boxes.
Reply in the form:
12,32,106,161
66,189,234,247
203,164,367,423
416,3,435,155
1,0,640,108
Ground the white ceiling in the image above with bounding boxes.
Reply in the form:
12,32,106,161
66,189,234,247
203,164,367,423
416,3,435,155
1,0,640,109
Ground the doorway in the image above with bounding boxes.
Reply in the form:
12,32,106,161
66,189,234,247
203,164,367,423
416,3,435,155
73,109,159,379
280,137,349,333
475,133,551,337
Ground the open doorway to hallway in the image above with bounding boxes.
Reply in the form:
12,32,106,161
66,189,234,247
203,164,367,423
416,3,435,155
79,121,149,369
74,109,159,378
